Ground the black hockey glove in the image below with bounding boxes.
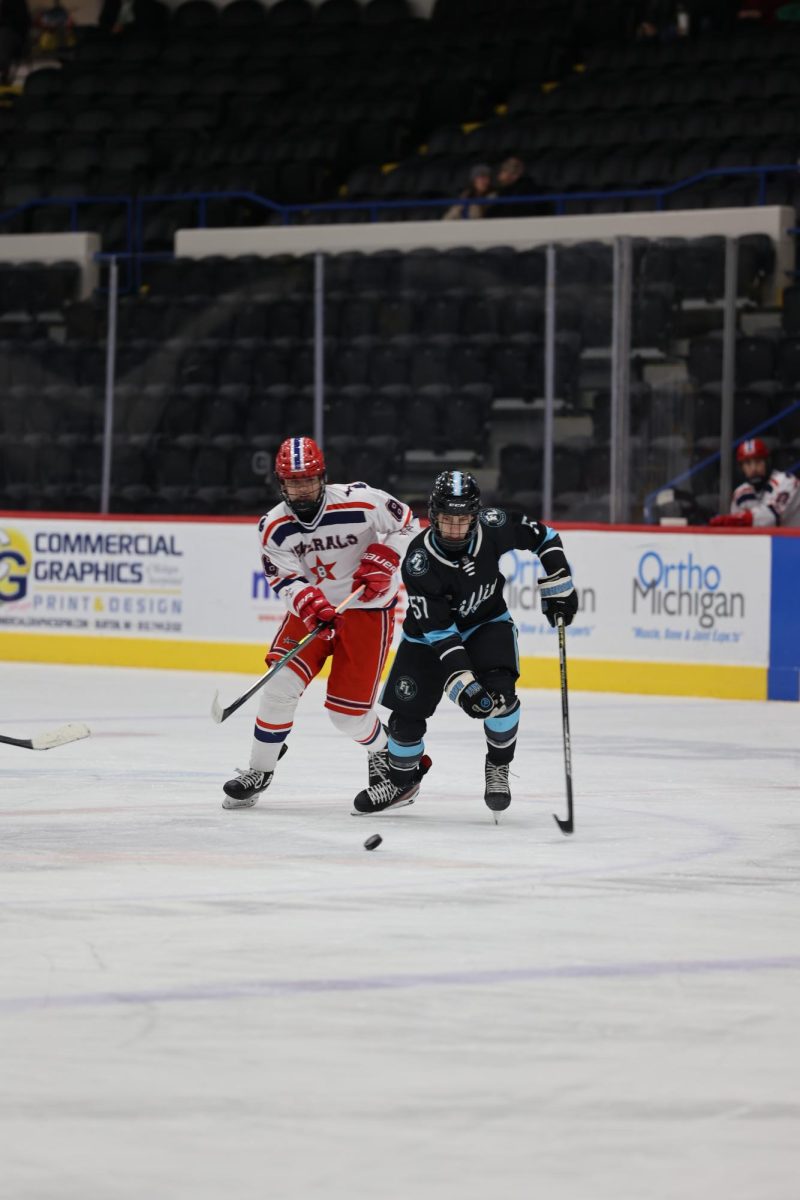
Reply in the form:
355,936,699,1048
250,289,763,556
538,567,578,628
445,671,496,719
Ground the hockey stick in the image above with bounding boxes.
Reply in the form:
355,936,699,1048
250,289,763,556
552,616,574,836
0,723,91,751
211,586,365,725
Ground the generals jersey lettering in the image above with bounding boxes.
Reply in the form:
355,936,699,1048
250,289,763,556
259,482,418,612
731,469,800,528
400,507,570,680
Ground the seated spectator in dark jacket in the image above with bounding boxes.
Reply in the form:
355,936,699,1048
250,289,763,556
485,156,540,218
0,0,31,83
443,163,496,220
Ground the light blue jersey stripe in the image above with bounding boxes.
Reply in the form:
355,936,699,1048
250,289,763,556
402,624,460,646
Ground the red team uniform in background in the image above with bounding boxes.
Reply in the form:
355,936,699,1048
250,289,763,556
711,438,800,528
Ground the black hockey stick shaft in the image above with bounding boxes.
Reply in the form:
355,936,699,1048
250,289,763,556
211,586,365,724
552,616,574,835
0,733,34,749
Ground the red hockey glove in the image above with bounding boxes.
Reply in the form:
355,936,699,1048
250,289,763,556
709,511,753,528
353,543,400,602
295,586,337,638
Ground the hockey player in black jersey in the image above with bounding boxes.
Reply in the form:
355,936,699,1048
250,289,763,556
352,470,578,816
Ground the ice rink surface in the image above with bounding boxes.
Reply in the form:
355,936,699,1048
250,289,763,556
1,662,798,1200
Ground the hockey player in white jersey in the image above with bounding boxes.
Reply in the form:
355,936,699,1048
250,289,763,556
710,438,800,528
222,436,418,809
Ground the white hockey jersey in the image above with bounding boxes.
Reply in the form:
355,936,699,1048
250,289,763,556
730,469,800,528
258,482,419,612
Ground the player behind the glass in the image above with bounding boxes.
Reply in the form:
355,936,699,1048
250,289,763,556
222,436,418,809
352,470,578,817
709,437,800,528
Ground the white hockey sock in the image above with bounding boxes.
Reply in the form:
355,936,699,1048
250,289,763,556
327,707,388,751
250,668,304,772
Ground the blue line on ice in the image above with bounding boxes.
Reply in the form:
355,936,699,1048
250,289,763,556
2,956,800,1015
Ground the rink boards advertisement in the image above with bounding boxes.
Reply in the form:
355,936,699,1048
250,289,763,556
1,515,798,701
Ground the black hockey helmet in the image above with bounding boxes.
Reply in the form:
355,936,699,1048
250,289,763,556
428,470,481,552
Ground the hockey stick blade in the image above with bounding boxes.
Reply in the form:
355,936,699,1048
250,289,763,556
0,723,91,751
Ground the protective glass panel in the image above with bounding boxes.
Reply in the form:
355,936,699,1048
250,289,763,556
551,239,613,524
108,253,317,516
638,233,782,527
0,260,102,513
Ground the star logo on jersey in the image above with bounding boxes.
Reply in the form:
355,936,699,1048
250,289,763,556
311,555,336,582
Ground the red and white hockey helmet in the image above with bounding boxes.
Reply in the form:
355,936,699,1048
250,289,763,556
274,437,327,522
275,436,326,482
736,437,769,464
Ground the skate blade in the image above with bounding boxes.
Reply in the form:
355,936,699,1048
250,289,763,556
222,795,259,810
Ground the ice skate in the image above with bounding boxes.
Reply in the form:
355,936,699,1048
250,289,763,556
222,745,287,809
484,757,511,816
352,754,432,815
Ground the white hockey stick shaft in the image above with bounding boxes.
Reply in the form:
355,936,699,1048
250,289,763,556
0,723,91,751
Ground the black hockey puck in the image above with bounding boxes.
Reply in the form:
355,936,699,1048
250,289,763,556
363,834,383,852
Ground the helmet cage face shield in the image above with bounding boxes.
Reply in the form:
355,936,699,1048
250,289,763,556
428,470,481,552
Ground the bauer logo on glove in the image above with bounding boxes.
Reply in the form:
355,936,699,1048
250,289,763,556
353,543,401,602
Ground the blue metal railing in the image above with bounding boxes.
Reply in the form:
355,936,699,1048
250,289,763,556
1,162,798,277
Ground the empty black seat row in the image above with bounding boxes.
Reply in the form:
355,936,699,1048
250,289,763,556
94,285,670,346
689,336,800,390
136,240,769,301
0,431,404,515
0,263,81,315
0,333,581,397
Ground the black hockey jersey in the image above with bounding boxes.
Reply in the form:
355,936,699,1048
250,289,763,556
400,507,569,677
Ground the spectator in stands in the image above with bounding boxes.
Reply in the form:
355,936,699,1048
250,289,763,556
709,438,800,527
33,0,75,53
443,163,496,221
0,0,31,84
485,156,540,219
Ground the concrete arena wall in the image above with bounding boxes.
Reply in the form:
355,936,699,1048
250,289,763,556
1,513,798,701
0,234,100,298
176,207,795,304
